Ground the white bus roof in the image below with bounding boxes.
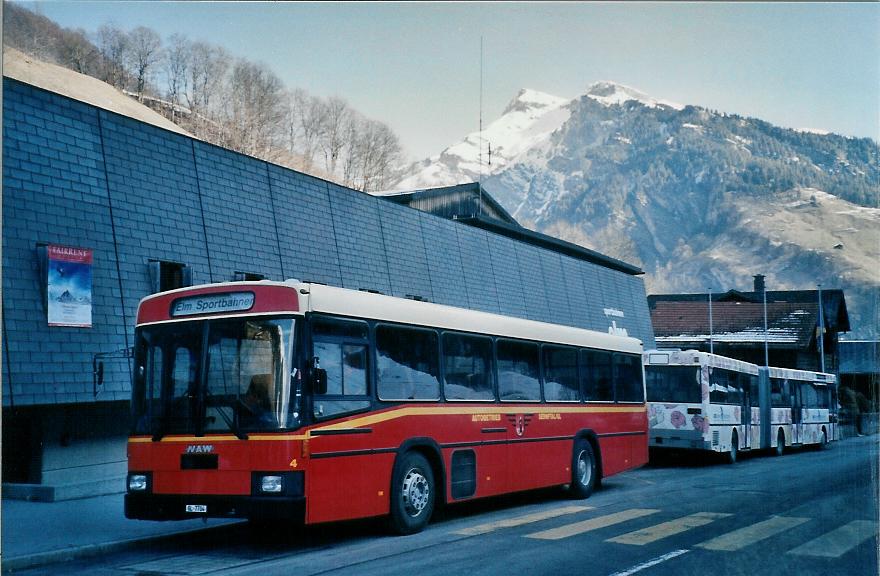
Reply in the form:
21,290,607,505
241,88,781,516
643,349,760,375
137,280,643,354
766,365,837,385
302,282,643,354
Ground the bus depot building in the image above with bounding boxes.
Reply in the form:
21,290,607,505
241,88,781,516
2,69,655,500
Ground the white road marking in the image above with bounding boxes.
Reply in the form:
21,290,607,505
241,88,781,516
607,549,691,576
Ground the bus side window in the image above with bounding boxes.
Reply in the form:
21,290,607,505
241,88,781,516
376,324,440,401
613,353,643,403
543,345,579,402
802,383,818,409
581,350,613,402
442,333,494,401
311,316,370,419
497,339,540,401
771,378,790,407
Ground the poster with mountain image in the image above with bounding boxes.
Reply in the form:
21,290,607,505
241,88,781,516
47,245,93,327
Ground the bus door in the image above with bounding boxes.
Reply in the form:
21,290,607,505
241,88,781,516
791,380,803,444
740,373,752,450
497,339,547,494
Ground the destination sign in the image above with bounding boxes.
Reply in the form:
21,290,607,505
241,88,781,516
171,292,255,317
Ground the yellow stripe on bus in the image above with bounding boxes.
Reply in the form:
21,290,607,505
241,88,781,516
129,404,646,444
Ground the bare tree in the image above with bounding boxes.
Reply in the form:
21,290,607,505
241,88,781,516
95,23,129,89
57,28,99,75
127,26,163,100
296,92,326,170
318,96,352,176
185,42,230,140
223,59,286,158
3,3,58,62
343,117,402,192
163,33,191,122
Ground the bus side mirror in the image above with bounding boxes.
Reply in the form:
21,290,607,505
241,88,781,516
312,368,328,395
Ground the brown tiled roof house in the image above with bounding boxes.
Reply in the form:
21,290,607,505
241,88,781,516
649,275,850,374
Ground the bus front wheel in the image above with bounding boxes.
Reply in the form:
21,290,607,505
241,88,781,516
569,439,597,499
389,451,435,535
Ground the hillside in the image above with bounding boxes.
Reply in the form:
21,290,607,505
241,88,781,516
392,82,880,338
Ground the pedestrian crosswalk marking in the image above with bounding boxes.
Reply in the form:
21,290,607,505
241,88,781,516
608,512,733,545
454,505,592,536
696,516,809,551
787,520,878,558
525,508,660,541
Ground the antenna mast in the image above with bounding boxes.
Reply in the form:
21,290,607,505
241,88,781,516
479,35,483,217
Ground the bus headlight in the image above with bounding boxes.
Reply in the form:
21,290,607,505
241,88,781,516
260,475,283,493
128,473,149,492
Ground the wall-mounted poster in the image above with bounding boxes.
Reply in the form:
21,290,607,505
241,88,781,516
47,245,93,327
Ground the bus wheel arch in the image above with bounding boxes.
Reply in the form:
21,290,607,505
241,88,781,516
574,430,604,487
395,438,446,504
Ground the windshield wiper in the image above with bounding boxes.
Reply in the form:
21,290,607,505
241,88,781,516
152,416,168,442
207,394,248,440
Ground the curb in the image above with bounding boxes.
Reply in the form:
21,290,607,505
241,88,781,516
2,522,241,572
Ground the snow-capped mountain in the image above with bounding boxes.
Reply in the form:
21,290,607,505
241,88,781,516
583,81,683,110
390,81,880,337
394,88,570,190
393,81,686,192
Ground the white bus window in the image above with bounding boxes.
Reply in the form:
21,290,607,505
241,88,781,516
614,354,644,403
443,333,494,401
376,325,440,401
543,346,579,402
582,350,614,402
771,378,790,407
498,340,540,401
645,366,701,404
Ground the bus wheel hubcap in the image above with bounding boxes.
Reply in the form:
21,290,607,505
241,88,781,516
577,451,591,486
402,469,429,516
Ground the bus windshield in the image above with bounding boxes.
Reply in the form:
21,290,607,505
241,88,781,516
645,366,702,404
131,317,299,438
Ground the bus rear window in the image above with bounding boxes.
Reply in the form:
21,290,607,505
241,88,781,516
645,366,701,404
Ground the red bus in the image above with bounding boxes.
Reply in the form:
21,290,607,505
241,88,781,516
126,281,647,533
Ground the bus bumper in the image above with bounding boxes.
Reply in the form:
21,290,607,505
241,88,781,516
650,430,709,450
125,493,306,523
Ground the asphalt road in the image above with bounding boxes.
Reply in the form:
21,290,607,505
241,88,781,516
14,435,878,576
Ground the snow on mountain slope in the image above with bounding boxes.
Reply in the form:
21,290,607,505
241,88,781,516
393,88,570,190
584,81,683,110
392,81,681,192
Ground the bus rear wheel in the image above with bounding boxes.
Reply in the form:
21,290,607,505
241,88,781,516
774,429,785,457
569,439,597,499
817,428,829,451
726,431,738,464
389,452,435,535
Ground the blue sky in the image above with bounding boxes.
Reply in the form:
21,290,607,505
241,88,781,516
20,2,880,160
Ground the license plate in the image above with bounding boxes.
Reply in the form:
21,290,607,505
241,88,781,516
185,504,207,513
